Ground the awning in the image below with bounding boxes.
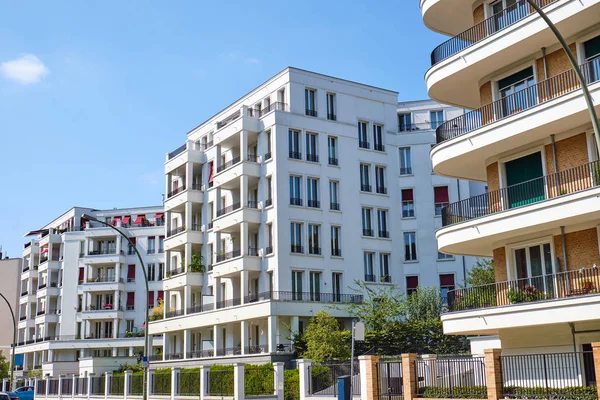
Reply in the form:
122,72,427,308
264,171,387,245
127,292,135,306
434,186,449,203
157,290,164,302
41,248,49,254
111,216,121,226
122,216,131,224
24,229,48,237
133,215,144,224
208,161,214,183
154,213,164,219
440,274,455,287
401,189,414,201
127,265,136,279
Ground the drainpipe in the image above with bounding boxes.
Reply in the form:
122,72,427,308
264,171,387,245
541,47,548,79
457,179,467,283
551,134,558,172
560,226,568,272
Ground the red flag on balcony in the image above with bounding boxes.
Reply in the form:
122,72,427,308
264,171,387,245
41,248,48,254
208,161,214,183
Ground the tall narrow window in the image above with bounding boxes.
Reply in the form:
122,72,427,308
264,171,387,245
290,223,303,253
358,122,369,149
292,271,304,300
266,224,273,255
305,89,317,117
306,133,319,162
362,208,373,237
399,147,412,175
360,164,371,192
364,252,375,282
289,130,301,159
332,273,342,302
309,271,321,300
331,226,341,257
583,34,600,82
375,166,387,194
402,189,415,218
440,274,455,305
329,180,340,211
406,276,419,295
398,114,412,132
307,178,320,208
434,186,449,216
148,264,155,281
265,130,272,160
147,237,156,254
308,224,321,255
373,124,384,151
380,253,391,283
430,110,444,129
326,93,336,121
328,136,338,165
377,209,389,238
289,176,302,206
265,177,273,207
497,67,535,117
404,232,417,261
158,236,164,253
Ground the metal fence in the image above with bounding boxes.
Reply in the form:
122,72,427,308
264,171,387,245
90,376,104,395
207,368,234,396
35,380,46,395
178,370,201,396
310,361,361,396
47,379,59,395
152,372,171,396
130,374,144,395
245,366,275,397
110,375,125,396
60,377,73,395
502,352,598,399
74,377,87,395
379,360,403,400
415,356,487,399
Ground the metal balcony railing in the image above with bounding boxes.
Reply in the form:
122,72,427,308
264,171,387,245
306,109,317,117
359,141,370,149
399,122,437,132
307,200,320,208
362,229,374,237
329,157,339,166
167,184,186,198
216,202,241,217
330,202,340,211
290,198,302,206
374,143,385,152
167,143,187,160
215,249,241,263
290,245,303,254
306,153,319,162
166,225,186,237
216,156,241,173
376,186,387,195
361,184,372,192
289,151,302,160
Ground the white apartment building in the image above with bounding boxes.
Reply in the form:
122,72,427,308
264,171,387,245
0,254,21,353
151,67,484,366
17,206,165,377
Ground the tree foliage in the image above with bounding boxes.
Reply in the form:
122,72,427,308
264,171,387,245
465,258,495,287
0,351,8,379
302,311,351,363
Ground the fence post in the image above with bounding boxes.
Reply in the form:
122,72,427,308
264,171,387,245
2,379,7,391
87,374,94,398
234,363,245,400
171,367,180,400
147,370,155,397
33,378,38,397
57,375,64,398
44,376,49,397
72,374,77,398
359,355,380,400
592,342,600,400
484,348,503,400
401,353,417,400
199,365,206,400
297,359,311,400
273,362,284,400
124,370,132,400
104,372,112,400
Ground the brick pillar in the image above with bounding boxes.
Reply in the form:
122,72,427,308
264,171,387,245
592,343,600,400
401,354,417,400
484,348,503,400
359,355,380,400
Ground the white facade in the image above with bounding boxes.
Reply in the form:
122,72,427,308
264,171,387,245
152,68,485,366
0,256,21,352
17,206,165,377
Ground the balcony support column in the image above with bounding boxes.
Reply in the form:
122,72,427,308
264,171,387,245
240,270,248,305
240,175,249,210
241,221,248,258
183,329,190,359
240,129,248,162
185,243,192,272
116,236,122,255
184,285,191,315
240,320,247,355
115,263,121,283
214,277,221,309
113,320,119,339
186,159,193,190
213,325,220,357
267,315,277,353
185,200,193,232
215,144,221,171
48,349,54,362
290,316,299,341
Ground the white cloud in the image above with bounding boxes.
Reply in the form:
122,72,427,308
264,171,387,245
245,57,261,65
0,54,50,84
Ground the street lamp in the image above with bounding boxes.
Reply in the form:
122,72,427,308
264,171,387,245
525,0,600,155
81,214,150,400
0,292,17,391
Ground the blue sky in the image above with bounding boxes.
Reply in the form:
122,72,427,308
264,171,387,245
0,1,445,257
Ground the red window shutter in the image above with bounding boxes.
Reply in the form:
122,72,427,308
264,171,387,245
78,267,84,283
440,274,455,287
434,186,449,203
127,292,135,306
148,291,155,307
406,276,419,290
402,189,414,201
157,291,164,302
129,237,136,245
127,265,135,280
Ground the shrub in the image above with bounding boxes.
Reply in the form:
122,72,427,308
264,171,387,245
209,365,234,396
179,368,201,395
284,369,300,400
152,369,171,395
150,300,164,321
245,364,275,396
504,385,597,399
418,385,487,399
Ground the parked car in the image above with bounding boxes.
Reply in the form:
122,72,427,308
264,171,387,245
13,387,33,400
0,392,19,400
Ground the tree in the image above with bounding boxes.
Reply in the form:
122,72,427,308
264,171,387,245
342,281,404,332
465,258,495,287
0,351,8,379
302,311,351,363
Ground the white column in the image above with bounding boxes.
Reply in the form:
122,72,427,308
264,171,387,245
291,316,299,338
113,318,119,338
297,359,312,400
213,325,220,357
184,285,191,314
274,362,284,400
267,315,277,353
147,370,154,396
112,347,118,357
185,242,192,270
86,374,94,397
185,201,193,230
183,329,190,359
240,270,248,304
199,365,206,400
129,347,134,357
115,263,121,282
171,368,180,399
214,277,221,308
72,375,77,397
124,370,132,399
240,130,248,161
116,236,122,254
48,349,54,362
359,357,368,400
240,176,248,209
240,320,247,355
186,159,194,190
234,363,245,400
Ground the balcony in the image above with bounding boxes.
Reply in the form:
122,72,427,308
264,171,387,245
82,276,125,292
306,153,319,163
213,203,260,232
328,157,338,166
164,184,203,211
378,230,390,239
163,269,203,290
364,274,376,282
443,266,600,335
376,186,387,195
213,109,260,145
290,198,302,207
374,143,385,152
307,200,320,209
164,225,203,251
362,229,374,237
215,249,241,263
289,151,302,160
290,245,303,254
438,160,600,255
327,113,337,121
360,184,371,193
359,141,370,150
308,247,321,256
399,122,435,132
80,305,124,320
212,156,260,188
216,203,241,218
84,249,125,264
305,109,317,117
212,249,260,277
330,202,340,211
432,59,600,180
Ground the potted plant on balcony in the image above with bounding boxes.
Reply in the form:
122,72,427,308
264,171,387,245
581,278,595,293
187,254,205,273
149,300,164,321
102,303,113,310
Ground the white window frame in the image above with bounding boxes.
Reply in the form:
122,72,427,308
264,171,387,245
399,147,412,175
505,236,556,281
404,231,418,262
402,188,416,219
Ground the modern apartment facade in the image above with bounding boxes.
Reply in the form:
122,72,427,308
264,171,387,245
16,206,165,377
152,67,484,367
422,0,600,355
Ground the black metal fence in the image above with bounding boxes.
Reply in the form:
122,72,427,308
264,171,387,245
310,361,360,396
152,372,171,396
379,360,403,400
48,379,59,395
502,352,598,399
75,377,87,395
207,368,234,396
35,380,46,395
90,376,105,395
415,356,487,398
179,370,201,396
245,366,275,397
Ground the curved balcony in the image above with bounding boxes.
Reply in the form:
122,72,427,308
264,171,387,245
426,0,600,108
437,160,600,256
432,59,600,180
420,0,478,36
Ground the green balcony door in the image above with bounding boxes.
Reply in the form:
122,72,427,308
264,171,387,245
505,152,545,208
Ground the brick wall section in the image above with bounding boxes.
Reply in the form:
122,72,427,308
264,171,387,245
484,348,503,400
473,4,485,24
536,43,578,82
493,248,507,281
361,355,380,400
479,81,492,106
402,353,417,400
554,228,600,272
544,133,589,174
593,343,600,400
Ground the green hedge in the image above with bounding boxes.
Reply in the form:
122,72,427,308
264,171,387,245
152,369,171,395
110,375,125,395
208,365,234,396
418,385,487,399
130,373,144,395
503,385,598,400
245,364,275,396
179,368,201,395
284,369,300,400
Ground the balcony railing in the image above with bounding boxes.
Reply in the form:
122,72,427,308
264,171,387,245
430,0,557,66
330,202,340,211
329,157,339,166
216,110,241,129
306,153,319,162
307,200,320,208
245,291,363,304
332,248,342,257
21,291,28,297
308,247,321,255
88,249,118,256
400,167,413,175
289,151,302,160
436,57,600,145
256,101,288,116
166,225,186,237
447,265,600,313
361,184,372,192
167,143,187,160
378,230,390,238
247,200,258,209
364,274,376,282
248,247,259,257
216,202,241,217
291,245,303,254
327,113,337,121
306,109,317,117
166,266,185,278
83,305,123,312
398,122,437,132
167,184,186,198
215,249,241,263
186,303,215,315
376,186,387,195
359,141,370,149
165,309,184,319
374,143,385,152
216,297,242,309
441,160,600,227
216,156,241,173
362,229,374,237
264,152,272,161
290,198,302,206
265,246,273,255
86,276,124,284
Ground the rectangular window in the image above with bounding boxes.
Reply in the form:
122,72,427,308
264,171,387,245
402,189,415,218
288,129,301,159
438,251,453,260
364,252,375,282
406,276,419,295
147,237,155,254
309,271,321,300
440,274,455,306
373,124,384,151
404,232,417,261
377,209,389,238
358,122,369,149
430,110,444,129
375,166,387,194
307,178,320,208
158,263,164,281
126,319,135,332
360,164,371,192
331,226,341,257
289,175,302,206
158,236,164,253
514,243,554,285
305,88,316,117
362,208,373,236
290,223,303,253
498,66,536,117
148,264,155,281
434,186,449,216
329,180,340,211
127,264,136,282
328,136,338,165
308,224,321,255
399,147,412,175
126,292,135,311
306,132,319,162
266,224,273,254
265,130,272,160
380,253,391,283
265,177,273,207
292,271,304,300
326,93,336,121
332,273,342,301
398,114,412,132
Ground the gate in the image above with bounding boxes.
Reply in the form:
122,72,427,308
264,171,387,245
378,360,403,400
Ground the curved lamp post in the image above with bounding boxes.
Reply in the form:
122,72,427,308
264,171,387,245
525,0,600,155
81,214,150,400
0,292,17,390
